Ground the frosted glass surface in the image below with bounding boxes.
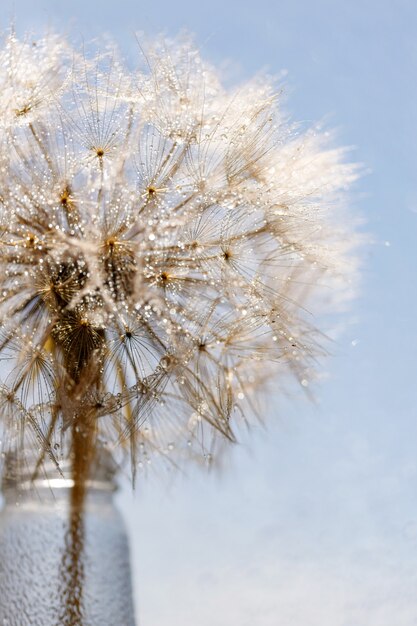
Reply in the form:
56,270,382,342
0,490,136,626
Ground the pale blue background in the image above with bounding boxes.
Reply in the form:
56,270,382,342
2,1,416,624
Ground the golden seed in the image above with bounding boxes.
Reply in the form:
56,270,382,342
15,104,31,117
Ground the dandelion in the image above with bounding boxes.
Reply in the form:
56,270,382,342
0,29,363,623
0,30,360,492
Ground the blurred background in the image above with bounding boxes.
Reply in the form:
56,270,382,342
1,1,416,624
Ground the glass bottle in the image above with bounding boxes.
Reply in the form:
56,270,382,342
0,450,137,626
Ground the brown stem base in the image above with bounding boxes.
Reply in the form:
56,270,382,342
58,422,96,626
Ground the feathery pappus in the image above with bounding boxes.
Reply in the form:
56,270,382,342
0,30,360,482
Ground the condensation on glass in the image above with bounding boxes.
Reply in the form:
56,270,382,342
0,450,136,626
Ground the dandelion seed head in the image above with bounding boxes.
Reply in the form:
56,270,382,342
0,30,361,478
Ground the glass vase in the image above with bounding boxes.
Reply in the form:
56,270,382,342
0,451,136,626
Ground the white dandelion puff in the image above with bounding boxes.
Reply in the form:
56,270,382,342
0,31,361,486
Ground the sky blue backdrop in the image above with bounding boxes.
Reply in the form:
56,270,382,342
1,1,416,625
